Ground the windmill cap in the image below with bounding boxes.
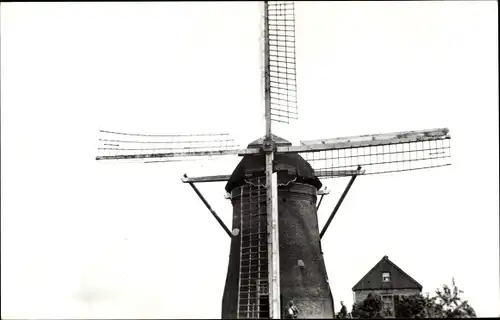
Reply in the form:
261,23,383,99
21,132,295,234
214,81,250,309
247,134,292,148
225,135,322,192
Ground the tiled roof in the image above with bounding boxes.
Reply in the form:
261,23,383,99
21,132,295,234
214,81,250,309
352,255,422,291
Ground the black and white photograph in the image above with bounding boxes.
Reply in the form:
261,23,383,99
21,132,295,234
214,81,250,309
1,1,498,318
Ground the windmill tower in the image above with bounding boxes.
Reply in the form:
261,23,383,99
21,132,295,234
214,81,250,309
96,1,452,319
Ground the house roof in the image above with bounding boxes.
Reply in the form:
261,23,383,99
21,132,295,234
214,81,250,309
352,255,422,291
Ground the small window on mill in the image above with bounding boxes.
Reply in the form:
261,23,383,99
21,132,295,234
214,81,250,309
382,272,391,282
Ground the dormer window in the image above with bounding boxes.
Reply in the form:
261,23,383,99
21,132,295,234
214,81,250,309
382,272,391,282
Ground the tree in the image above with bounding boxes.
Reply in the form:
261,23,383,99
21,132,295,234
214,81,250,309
394,293,442,318
394,293,427,318
433,278,476,318
351,293,384,319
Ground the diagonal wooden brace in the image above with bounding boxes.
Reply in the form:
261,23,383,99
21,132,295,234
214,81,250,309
183,173,232,238
316,187,329,211
320,166,362,239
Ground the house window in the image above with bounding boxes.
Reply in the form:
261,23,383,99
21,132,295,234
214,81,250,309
382,272,391,282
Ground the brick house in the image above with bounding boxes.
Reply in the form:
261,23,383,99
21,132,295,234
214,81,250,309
352,255,422,317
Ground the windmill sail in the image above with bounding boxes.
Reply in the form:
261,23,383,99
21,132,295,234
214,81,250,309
295,128,452,178
266,1,298,124
95,130,241,161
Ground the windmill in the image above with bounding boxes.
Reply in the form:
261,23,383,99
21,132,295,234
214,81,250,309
96,1,452,319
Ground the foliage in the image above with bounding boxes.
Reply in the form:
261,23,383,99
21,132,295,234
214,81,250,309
433,278,476,318
394,293,441,318
351,293,384,319
351,278,476,319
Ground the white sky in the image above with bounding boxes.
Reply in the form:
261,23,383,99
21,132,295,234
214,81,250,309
1,1,498,318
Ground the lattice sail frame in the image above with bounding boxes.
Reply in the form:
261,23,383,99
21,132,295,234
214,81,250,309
266,1,298,124
96,130,240,162
300,132,452,178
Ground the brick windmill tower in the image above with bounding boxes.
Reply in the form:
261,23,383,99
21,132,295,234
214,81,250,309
96,1,452,318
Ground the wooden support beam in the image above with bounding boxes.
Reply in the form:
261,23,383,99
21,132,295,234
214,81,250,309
316,187,328,211
315,169,366,178
278,128,451,155
180,172,364,184
183,174,232,238
96,148,245,161
320,166,362,239
300,128,450,146
317,189,330,196
181,175,231,183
